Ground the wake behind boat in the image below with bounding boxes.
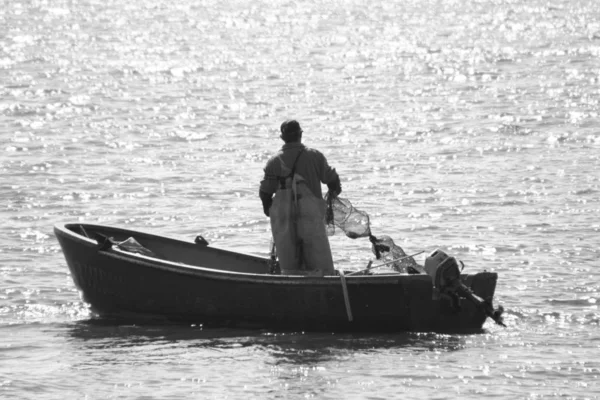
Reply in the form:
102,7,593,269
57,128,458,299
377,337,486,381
54,223,504,332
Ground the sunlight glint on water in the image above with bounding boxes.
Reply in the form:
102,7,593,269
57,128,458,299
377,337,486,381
1,0,599,399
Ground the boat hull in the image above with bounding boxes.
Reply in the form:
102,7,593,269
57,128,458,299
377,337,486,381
55,224,499,332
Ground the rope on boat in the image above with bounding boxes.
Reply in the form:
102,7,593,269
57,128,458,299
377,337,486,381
79,225,90,238
337,269,353,322
346,251,425,276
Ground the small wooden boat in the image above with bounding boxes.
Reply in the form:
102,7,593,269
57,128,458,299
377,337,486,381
54,223,504,332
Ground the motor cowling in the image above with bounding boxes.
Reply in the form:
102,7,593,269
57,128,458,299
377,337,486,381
424,249,447,280
424,249,462,290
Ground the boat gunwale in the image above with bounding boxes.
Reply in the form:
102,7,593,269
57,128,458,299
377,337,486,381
54,223,436,286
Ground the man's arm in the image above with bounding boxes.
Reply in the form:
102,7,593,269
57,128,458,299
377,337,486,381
316,150,341,196
259,190,273,216
259,159,278,216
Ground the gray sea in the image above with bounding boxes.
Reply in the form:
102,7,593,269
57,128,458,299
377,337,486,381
1,0,599,398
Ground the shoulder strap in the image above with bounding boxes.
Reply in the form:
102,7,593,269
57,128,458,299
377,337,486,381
277,148,305,189
288,148,305,178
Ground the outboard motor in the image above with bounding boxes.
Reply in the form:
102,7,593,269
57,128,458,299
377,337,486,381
424,249,459,287
424,249,506,327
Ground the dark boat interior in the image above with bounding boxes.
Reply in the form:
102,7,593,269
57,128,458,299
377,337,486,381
64,223,271,275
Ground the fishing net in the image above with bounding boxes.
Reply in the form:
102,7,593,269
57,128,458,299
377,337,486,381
325,194,421,274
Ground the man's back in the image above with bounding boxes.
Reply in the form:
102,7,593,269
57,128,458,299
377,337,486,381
261,142,338,199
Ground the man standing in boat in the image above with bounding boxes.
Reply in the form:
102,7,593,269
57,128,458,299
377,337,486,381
259,120,342,276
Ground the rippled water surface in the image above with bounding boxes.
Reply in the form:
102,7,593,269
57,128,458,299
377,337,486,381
1,0,599,399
